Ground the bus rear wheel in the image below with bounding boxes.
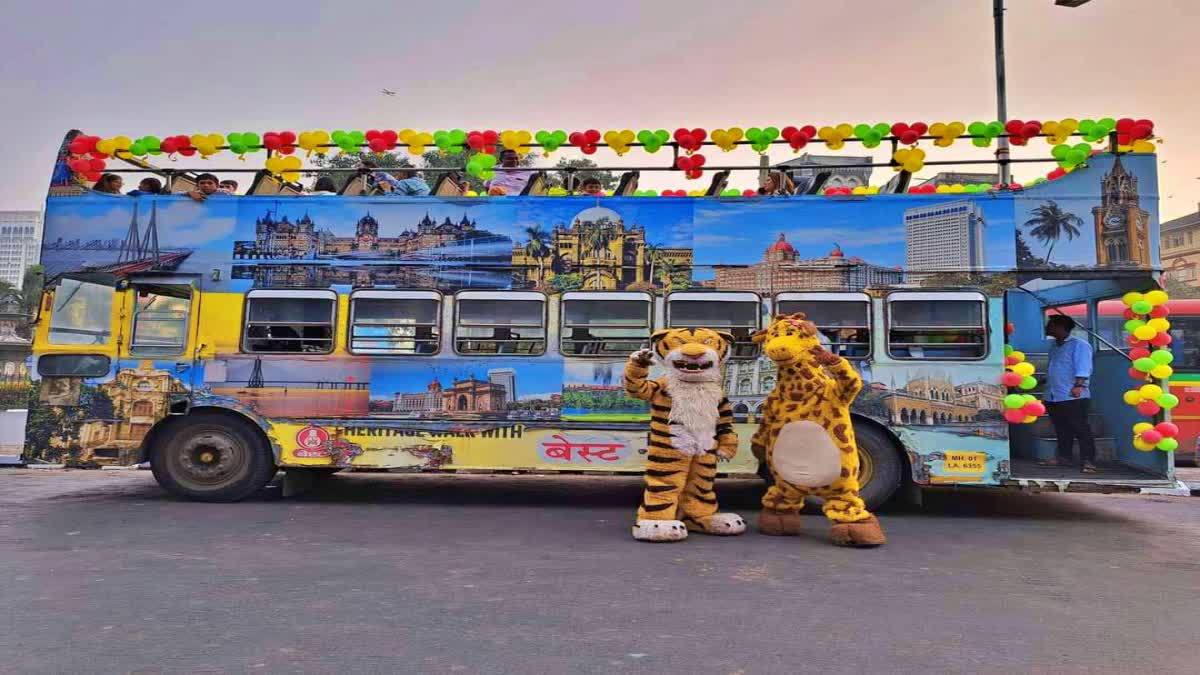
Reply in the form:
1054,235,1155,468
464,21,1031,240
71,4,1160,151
150,412,276,502
755,421,904,511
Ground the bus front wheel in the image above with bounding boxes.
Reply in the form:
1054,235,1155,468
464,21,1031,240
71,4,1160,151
150,412,276,502
755,421,904,511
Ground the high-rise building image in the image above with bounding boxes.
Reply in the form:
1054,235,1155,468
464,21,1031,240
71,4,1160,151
904,200,986,274
488,368,517,406
0,211,42,288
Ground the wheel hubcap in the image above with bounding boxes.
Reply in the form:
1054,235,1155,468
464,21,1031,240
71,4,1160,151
175,431,245,486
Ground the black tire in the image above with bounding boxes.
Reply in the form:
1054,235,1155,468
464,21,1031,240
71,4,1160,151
754,420,904,511
150,411,276,502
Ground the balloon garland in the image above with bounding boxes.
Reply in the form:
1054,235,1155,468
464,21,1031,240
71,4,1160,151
1001,326,1044,425
62,116,1159,188
1120,290,1179,452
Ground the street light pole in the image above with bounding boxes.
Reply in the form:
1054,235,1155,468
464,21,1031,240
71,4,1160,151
993,0,1010,184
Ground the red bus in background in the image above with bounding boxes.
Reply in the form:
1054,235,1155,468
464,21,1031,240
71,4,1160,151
1055,299,1200,466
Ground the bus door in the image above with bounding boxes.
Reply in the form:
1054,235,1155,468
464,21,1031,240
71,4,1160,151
119,276,200,425
32,273,125,464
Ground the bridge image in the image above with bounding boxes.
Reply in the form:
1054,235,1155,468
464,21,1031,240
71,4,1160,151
42,202,192,277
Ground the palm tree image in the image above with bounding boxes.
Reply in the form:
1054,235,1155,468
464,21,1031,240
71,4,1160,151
579,222,614,289
1023,201,1083,265
644,242,663,290
522,225,551,288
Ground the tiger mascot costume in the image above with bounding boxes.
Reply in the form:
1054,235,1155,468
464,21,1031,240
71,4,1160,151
750,313,886,547
624,328,746,543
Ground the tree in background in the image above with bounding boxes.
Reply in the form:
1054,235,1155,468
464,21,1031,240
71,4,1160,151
548,158,618,190
309,151,414,190
21,264,43,322
1023,201,1083,265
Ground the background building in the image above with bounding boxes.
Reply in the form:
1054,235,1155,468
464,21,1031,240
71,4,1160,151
776,154,873,191
1161,203,1200,286
488,369,517,406
904,200,986,275
711,236,903,293
1092,156,1151,267
0,211,41,288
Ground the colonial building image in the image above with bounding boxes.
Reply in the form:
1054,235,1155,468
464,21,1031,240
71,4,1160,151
441,376,507,413
0,291,30,383
237,209,502,261
77,361,188,465
1092,156,1151,267
394,379,444,413
708,237,904,293
879,375,1003,426
512,206,693,291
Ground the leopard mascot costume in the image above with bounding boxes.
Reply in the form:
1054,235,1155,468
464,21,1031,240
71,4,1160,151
625,328,746,542
750,313,887,547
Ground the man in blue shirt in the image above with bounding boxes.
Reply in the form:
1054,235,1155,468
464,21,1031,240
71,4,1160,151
1041,315,1098,473
362,161,430,196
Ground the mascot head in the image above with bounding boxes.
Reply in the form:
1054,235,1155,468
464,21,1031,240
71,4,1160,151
753,313,823,366
650,328,734,384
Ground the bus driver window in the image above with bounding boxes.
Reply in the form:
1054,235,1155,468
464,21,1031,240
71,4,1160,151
48,278,114,346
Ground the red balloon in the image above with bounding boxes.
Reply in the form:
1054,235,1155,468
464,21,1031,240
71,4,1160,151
84,171,103,182
278,146,295,155
68,159,89,173
1117,133,1132,147
279,131,296,144
910,122,928,135
1140,429,1163,445
263,133,282,150
781,126,799,140
88,158,106,171
891,122,910,137
1005,355,1019,366
368,138,387,152
1150,332,1173,347
1022,121,1041,137
90,151,110,160
789,135,808,151
1131,123,1153,140
689,128,706,143
742,189,757,197
1022,401,1045,416
468,132,485,149
1150,305,1170,318
1128,367,1146,381
1123,308,1136,320
800,125,817,138
1008,183,1022,191
690,153,706,168
382,130,398,144
1001,372,1023,387
1125,335,1143,347
686,169,703,179
161,138,179,153
673,128,689,142
1155,422,1179,438
1047,167,1066,180
179,147,196,157
365,129,381,141
1005,322,1014,335
899,130,920,145
1115,118,1135,134
1005,120,1024,135
68,139,90,155
676,156,693,171
581,145,597,155
1003,409,1027,424
483,130,500,144
1129,347,1151,360
1137,400,1162,416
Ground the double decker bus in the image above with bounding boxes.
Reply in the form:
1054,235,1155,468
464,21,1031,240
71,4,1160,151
23,124,1185,502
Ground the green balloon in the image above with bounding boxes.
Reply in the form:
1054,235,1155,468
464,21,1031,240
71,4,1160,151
1157,393,1180,409
1151,349,1174,365
853,124,871,138
1078,119,1095,134
872,123,891,137
1004,344,1014,356
1157,437,1178,452
349,130,365,144
1051,145,1069,160
129,142,147,156
1131,300,1153,315
1019,376,1037,390
862,131,882,148
762,126,780,141
1003,393,1025,409
968,121,987,135
229,143,248,155
1134,357,1156,372
972,137,991,148
987,121,1005,137
1124,319,1146,332
1066,149,1087,166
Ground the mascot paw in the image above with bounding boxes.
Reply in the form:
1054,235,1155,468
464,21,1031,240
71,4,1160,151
757,509,804,536
690,513,746,536
830,515,887,548
632,519,688,543
629,349,655,367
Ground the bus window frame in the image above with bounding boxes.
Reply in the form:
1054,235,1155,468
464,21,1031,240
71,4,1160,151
452,290,548,357
665,290,763,360
774,291,873,361
347,289,443,356
885,290,989,361
241,289,338,355
559,290,654,358
129,283,194,357
47,276,117,347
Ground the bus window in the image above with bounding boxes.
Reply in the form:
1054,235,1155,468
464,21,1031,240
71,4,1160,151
349,290,441,355
48,278,114,345
887,292,987,360
130,285,192,356
1167,314,1200,371
242,290,337,354
775,292,871,360
454,292,546,355
667,292,761,358
560,291,652,357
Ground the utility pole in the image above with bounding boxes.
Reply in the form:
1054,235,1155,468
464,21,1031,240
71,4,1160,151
993,0,1010,184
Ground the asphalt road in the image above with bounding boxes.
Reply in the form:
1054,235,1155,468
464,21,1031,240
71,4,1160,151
1,469,1198,675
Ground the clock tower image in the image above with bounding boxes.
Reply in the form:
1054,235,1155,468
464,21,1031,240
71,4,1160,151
1092,156,1151,266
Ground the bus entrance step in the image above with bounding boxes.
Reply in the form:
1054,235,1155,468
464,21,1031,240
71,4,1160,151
1031,436,1117,463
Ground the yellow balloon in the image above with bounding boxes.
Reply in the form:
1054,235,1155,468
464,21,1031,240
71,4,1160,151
1010,350,1026,362
935,185,951,194
114,136,133,151
1131,139,1156,153
1012,362,1035,377
282,171,300,182
1134,325,1158,341
1147,318,1170,332
1151,364,1174,379
851,186,868,195
265,157,283,173
866,185,880,194
1133,422,1154,434
1123,390,1143,406
398,129,415,143
1023,415,1037,424
1139,384,1163,399
1133,438,1156,452
1122,292,1144,306
95,139,117,155
835,123,853,138
282,156,301,170
1144,290,1169,306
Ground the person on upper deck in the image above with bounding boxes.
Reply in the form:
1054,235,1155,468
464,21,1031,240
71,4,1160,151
579,177,603,196
361,160,430,196
485,150,535,196
127,177,163,196
187,173,227,202
758,171,796,196
92,174,124,194
219,179,239,194
309,176,338,195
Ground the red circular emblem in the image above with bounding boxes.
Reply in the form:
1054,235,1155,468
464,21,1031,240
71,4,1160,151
296,426,330,450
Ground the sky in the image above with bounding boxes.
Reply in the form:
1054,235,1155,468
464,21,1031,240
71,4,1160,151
3,0,1198,219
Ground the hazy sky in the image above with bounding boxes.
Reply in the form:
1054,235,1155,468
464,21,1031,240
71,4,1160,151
2,0,1197,218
